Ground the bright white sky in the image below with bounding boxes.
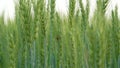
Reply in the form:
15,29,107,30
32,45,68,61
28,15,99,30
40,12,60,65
0,0,120,22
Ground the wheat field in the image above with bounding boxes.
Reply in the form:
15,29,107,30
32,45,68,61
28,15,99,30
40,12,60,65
0,0,120,68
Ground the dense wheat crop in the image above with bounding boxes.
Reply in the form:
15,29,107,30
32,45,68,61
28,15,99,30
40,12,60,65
0,0,120,68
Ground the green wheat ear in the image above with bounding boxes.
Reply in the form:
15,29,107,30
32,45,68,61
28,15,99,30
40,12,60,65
69,0,77,68
7,22,16,68
19,0,32,68
69,0,75,27
111,7,120,68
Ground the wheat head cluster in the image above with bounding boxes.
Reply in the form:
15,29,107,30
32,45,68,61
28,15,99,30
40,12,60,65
0,0,120,68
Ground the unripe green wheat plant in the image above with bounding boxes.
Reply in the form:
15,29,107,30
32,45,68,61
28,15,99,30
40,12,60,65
0,0,120,68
